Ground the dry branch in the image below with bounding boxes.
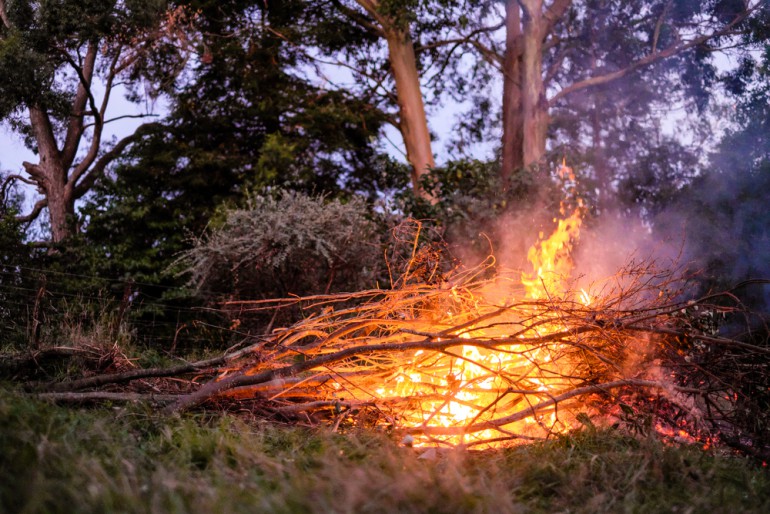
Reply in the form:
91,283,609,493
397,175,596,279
37,391,180,404
42,340,266,392
152,255,742,447
27,248,768,451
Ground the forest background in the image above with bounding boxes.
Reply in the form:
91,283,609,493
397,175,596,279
3,0,769,344
2,2,770,510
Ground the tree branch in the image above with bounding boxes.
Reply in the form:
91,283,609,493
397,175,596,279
2,173,37,192
651,1,673,54
414,20,506,57
331,0,384,38
517,0,541,20
544,45,569,84
28,106,62,170
162,323,598,415
61,42,98,169
44,337,265,392
353,0,393,35
15,198,48,223
20,162,45,182
550,5,756,104
63,42,105,186
2,173,36,214
98,46,123,122
543,0,572,38
88,113,159,129
417,32,508,71
72,122,164,200
37,392,180,404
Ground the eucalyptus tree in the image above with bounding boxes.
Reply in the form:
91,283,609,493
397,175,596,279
0,0,185,242
303,0,447,199
473,1,762,179
303,1,763,205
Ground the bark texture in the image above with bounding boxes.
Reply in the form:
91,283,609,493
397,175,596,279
352,0,435,200
501,0,523,183
385,28,436,198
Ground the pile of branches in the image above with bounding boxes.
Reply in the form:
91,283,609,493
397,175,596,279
23,248,770,455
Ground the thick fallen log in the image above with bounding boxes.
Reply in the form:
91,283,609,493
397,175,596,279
37,391,180,404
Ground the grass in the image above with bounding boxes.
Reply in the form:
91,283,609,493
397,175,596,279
1,387,769,513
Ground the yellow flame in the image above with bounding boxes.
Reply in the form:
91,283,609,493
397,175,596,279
373,161,587,447
521,207,582,300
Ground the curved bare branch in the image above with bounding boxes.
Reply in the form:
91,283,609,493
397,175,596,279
72,122,164,200
15,198,48,223
550,4,757,104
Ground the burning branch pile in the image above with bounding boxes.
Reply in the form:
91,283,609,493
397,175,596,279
23,169,769,456
159,218,739,449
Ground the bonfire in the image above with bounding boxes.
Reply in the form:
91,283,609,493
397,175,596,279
156,161,724,449
33,162,768,457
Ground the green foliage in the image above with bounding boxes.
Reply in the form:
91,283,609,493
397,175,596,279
617,139,700,217
0,209,34,347
0,225,228,354
0,0,168,120
179,190,385,301
161,0,388,197
73,0,394,318
398,158,562,264
1,390,769,513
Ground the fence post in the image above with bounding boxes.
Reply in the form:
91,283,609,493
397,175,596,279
30,274,47,350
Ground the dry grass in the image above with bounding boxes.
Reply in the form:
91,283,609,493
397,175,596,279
2,389,768,514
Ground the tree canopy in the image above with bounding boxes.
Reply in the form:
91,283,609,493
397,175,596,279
1,0,769,346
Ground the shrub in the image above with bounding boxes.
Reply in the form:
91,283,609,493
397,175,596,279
179,190,384,301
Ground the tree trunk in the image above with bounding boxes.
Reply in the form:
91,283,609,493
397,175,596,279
348,0,435,200
501,0,523,183
519,0,549,169
28,106,76,242
384,27,435,200
46,174,75,243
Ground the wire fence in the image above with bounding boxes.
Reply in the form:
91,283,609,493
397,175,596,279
0,262,237,351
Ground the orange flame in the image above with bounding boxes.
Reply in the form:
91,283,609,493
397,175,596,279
371,160,590,448
522,158,584,300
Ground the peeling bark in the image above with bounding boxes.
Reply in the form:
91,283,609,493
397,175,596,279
501,0,523,182
351,0,435,201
